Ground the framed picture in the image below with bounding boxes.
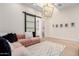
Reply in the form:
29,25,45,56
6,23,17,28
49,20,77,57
56,24,58,28
52,24,54,27
60,24,63,27
65,23,68,27
71,22,75,27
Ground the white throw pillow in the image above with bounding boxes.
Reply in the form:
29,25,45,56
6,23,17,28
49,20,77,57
0,32,8,36
25,32,33,39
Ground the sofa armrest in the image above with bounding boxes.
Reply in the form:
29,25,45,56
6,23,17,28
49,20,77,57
18,38,40,47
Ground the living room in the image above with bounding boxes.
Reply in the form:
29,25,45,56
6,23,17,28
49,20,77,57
0,3,79,56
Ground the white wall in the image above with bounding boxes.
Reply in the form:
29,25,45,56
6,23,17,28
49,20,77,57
0,3,41,34
45,4,79,42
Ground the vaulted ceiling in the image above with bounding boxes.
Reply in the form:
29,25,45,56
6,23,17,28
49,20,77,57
22,3,79,12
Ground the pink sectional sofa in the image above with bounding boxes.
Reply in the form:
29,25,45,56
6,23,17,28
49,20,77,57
16,34,40,47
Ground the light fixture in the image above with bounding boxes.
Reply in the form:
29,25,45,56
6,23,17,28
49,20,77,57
42,3,54,18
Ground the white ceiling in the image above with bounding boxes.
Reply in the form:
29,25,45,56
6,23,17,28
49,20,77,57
21,3,42,12
22,3,79,12
53,3,79,10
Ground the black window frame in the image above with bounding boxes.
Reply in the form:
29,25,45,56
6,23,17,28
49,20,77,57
23,11,41,33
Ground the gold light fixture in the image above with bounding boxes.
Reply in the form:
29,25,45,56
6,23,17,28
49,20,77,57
42,3,54,18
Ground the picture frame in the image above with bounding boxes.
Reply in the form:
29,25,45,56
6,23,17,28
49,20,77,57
65,23,68,27
56,24,58,28
71,22,75,27
52,24,54,27
60,24,63,27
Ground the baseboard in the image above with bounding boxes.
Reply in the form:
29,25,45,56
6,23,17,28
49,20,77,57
45,36,79,43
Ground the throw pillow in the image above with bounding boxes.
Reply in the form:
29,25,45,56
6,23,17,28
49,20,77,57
25,32,33,39
2,33,17,43
0,37,11,56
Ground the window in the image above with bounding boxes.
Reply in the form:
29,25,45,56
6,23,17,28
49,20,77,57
26,15,36,32
23,11,41,34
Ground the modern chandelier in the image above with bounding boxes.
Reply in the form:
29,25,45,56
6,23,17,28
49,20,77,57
42,3,54,18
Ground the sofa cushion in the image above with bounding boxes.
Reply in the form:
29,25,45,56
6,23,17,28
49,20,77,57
11,42,23,50
17,34,25,39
